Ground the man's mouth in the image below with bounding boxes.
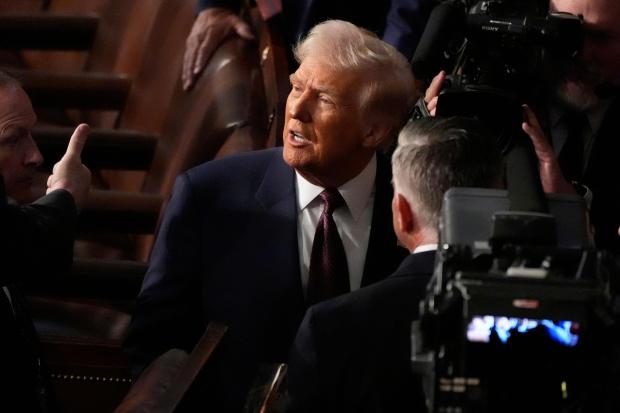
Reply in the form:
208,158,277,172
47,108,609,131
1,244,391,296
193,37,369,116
288,130,311,145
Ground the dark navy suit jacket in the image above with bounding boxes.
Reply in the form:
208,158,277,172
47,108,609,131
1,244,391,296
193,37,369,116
0,180,77,413
125,148,406,411
198,0,436,60
287,250,434,413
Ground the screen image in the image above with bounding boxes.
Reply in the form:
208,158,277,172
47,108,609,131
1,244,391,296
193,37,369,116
467,316,580,347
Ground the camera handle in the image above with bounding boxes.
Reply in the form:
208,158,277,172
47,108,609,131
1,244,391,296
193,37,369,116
504,134,548,214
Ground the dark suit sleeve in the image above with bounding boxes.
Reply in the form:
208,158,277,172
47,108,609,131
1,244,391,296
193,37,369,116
286,307,321,413
124,173,205,378
382,0,437,61
0,186,77,287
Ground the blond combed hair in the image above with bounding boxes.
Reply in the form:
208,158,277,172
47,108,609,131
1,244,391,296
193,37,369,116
294,20,416,136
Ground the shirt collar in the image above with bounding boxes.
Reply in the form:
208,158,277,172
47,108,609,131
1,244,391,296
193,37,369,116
413,244,438,254
295,154,377,222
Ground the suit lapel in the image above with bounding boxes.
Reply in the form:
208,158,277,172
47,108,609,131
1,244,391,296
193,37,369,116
253,150,404,301
255,149,305,313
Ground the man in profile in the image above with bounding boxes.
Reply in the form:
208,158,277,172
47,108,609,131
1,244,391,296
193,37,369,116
0,71,91,412
286,117,503,412
126,19,415,411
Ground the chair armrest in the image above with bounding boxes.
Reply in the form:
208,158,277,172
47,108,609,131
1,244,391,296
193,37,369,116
25,257,146,302
29,296,132,341
113,323,228,413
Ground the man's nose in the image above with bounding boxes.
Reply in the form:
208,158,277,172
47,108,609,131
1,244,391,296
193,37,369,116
24,135,43,168
288,92,312,122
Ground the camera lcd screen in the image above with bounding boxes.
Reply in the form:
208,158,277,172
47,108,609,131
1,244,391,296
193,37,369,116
467,315,580,347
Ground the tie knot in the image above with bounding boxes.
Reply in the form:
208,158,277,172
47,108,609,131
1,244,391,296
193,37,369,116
319,188,345,215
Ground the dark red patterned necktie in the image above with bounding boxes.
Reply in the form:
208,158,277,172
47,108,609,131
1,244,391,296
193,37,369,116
306,188,350,305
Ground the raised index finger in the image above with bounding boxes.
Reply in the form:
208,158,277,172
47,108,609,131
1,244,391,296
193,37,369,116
65,123,90,159
425,71,446,103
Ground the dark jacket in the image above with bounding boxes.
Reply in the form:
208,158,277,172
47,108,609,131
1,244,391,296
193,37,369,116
125,148,407,412
0,178,77,413
287,250,435,413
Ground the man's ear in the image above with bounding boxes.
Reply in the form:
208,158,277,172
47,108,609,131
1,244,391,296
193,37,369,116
362,123,393,150
395,192,414,234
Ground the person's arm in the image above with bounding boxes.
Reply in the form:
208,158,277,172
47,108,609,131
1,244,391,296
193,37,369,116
0,184,77,287
0,124,90,287
521,105,576,195
124,173,205,378
182,0,254,91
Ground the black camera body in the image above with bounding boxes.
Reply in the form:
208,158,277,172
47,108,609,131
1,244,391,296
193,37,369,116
449,0,581,91
412,0,583,88
412,0,582,152
409,3,620,411
411,188,619,412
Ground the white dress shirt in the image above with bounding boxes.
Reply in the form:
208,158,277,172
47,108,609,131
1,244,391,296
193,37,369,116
295,154,377,295
412,244,438,254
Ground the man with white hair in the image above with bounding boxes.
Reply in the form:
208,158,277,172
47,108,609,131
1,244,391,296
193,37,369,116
286,117,503,413
126,20,415,411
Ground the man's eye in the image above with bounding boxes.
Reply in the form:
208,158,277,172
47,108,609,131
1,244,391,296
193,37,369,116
319,95,333,105
0,135,20,146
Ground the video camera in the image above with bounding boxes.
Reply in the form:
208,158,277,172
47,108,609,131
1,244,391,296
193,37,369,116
411,0,582,152
408,2,620,412
411,188,620,412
